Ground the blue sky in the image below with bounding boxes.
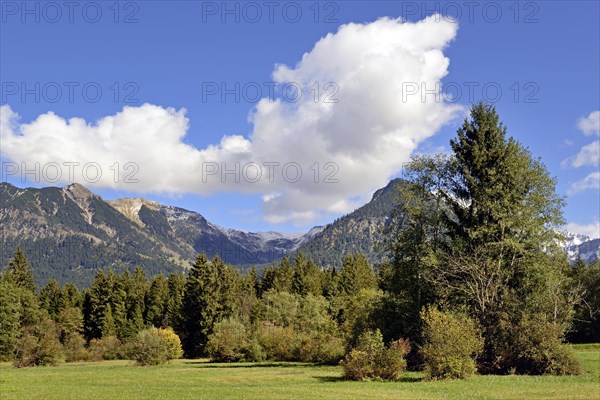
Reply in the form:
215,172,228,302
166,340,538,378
1,1,599,237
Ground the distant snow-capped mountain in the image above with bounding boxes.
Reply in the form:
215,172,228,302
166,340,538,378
561,232,600,263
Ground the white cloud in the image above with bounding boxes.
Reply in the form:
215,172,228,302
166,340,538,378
564,221,600,239
561,140,600,168
578,111,600,136
0,16,463,225
567,172,600,196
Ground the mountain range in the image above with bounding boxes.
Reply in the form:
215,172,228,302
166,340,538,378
1,180,598,286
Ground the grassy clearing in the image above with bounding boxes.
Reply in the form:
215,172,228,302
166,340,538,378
1,345,598,400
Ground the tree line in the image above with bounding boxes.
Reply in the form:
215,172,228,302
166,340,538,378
0,103,598,379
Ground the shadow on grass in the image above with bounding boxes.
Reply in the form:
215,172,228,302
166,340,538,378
315,375,423,383
182,361,322,369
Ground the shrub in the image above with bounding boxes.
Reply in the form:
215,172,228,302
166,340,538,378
256,323,299,361
244,337,266,362
127,327,183,366
155,327,183,361
509,313,581,375
206,318,249,362
421,307,483,380
89,336,124,361
298,331,345,364
63,333,91,362
341,329,408,381
13,318,62,367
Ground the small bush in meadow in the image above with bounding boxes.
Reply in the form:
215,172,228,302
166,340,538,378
421,307,483,380
155,327,183,360
207,318,249,362
89,335,124,361
342,329,409,381
127,327,183,366
13,318,62,367
256,323,299,361
509,313,581,375
63,333,91,362
298,331,345,364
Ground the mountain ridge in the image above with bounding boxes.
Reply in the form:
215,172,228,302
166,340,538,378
1,181,598,286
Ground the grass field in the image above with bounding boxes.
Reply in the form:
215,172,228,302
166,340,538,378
1,344,598,400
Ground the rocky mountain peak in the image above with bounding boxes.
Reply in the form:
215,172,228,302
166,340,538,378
108,197,161,226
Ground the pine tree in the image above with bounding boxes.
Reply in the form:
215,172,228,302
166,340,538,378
5,247,35,292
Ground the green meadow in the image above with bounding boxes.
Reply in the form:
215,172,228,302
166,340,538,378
1,344,598,400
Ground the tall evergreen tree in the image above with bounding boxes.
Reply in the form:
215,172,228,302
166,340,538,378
273,257,294,293
339,253,377,295
0,280,21,359
167,272,186,328
396,103,571,372
39,279,65,320
145,274,170,327
291,253,322,296
5,247,35,292
179,253,221,357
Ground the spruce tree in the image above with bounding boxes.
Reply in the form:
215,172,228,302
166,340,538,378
5,247,35,292
340,253,377,295
396,103,571,372
39,279,65,319
179,253,220,358
145,274,170,327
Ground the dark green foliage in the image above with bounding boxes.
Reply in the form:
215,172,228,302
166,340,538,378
166,272,186,328
504,313,581,375
421,307,483,380
339,253,377,295
395,103,577,375
291,253,322,296
39,279,65,319
178,254,237,358
0,280,21,360
5,247,36,292
56,306,84,344
121,267,148,339
83,270,127,341
568,259,600,343
144,274,170,327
